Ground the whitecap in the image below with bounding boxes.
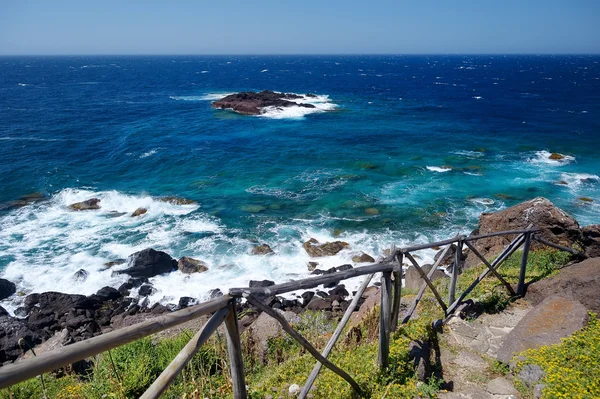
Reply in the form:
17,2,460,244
559,172,599,188
261,69,268,73
529,150,575,165
469,198,495,206
258,93,337,119
426,166,452,173
140,149,158,159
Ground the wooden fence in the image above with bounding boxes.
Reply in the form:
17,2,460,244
0,228,585,398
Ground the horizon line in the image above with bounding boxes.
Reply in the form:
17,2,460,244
1,53,599,57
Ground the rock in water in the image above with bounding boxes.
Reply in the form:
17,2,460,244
72,269,89,282
548,152,565,160
0,278,16,300
212,90,316,115
177,257,209,274
131,207,147,217
156,196,196,205
465,197,581,269
68,198,101,211
303,238,350,257
116,248,177,278
351,253,375,263
251,244,274,255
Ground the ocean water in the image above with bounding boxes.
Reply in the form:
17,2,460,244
1,55,599,312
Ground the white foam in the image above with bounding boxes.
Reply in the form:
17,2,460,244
529,150,575,166
261,69,268,73
469,198,495,206
258,93,337,120
426,166,452,173
473,96,483,100
452,150,484,158
559,172,600,188
140,149,158,159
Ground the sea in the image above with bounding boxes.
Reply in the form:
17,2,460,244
1,55,599,313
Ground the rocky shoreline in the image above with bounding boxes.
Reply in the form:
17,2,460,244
1,196,599,366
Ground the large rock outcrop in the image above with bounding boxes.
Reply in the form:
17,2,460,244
212,90,315,115
582,225,600,258
466,197,582,268
0,314,43,363
525,256,600,313
115,248,177,278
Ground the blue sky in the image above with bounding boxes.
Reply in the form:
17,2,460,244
1,0,599,55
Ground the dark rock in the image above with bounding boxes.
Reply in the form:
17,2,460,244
131,207,147,217
328,285,349,299
404,264,447,291
307,261,319,271
68,198,101,211
517,364,545,388
27,309,56,330
14,307,28,318
582,225,600,258
96,286,121,302
24,293,39,309
104,259,126,268
525,257,600,313
335,264,353,272
497,295,589,364
156,196,196,205
138,284,155,297
0,315,43,363
301,291,315,306
118,282,132,296
178,296,196,309
251,244,274,255
0,278,16,300
249,280,275,289
316,290,328,298
128,277,149,288
208,288,223,299
177,256,209,274
72,269,89,282
408,340,431,381
303,238,350,257
307,298,332,311
116,248,177,278
65,315,89,329
351,253,375,263
212,90,316,116
150,303,168,314
466,197,582,269
37,292,101,317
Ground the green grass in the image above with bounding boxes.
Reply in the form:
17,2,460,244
0,249,577,399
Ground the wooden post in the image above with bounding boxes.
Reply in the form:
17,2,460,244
517,233,532,296
378,271,392,370
224,300,247,399
391,252,403,331
298,273,374,399
448,238,463,306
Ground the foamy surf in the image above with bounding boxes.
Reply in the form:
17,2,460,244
258,93,337,119
426,166,452,173
529,150,575,165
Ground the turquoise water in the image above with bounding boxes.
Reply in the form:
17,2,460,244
0,55,598,309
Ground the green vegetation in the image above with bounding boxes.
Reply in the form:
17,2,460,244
0,249,582,399
513,313,600,399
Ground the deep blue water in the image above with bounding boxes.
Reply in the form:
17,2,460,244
0,55,599,308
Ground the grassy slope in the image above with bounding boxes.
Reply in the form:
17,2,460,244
3,249,592,399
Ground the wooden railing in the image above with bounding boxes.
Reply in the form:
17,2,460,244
0,228,585,398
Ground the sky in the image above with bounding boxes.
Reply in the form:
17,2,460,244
0,0,599,55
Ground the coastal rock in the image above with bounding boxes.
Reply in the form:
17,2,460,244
178,296,196,309
68,198,101,211
212,90,315,116
496,295,588,364
208,288,223,299
104,259,126,268
582,225,600,258
525,257,600,313
116,248,177,278
72,269,89,282
0,314,43,363
156,196,196,205
243,309,300,364
307,261,319,271
177,256,209,274
404,264,446,292
465,197,582,269
548,153,565,160
351,253,375,263
0,278,16,300
131,207,147,217
95,286,121,302
303,238,350,257
433,244,465,266
138,284,155,297
251,244,274,255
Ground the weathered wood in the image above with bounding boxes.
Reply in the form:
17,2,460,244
299,273,374,399
140,307,229,399
378,272,392,370
517,233,532,296
224,301,247,399
463,240,516,296
244,294,363,396
390,251,403,331
446,232,526,315
229,262,395,297
532,234,587,257
404,252,447,312
448,237,464,305
0,295,231,389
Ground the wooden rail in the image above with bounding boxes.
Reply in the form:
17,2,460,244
0,227,575,399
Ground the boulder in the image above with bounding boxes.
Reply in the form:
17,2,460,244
68,198,101,211
525,257,600,313
404,264,447,292
0,278,16,300
177,257,209,274
497,295,589,364
548,153,565,160
0,314,43,363
251,244,274,255
582,225,600,258
178,296,196,309
303,238,350,257
131,207,147,217
307,261,319,271
307,298,332,311
243,309,300,363
95,286,122,302
72,269,89,282
104,259,126,268
138,284,155,297
116,248,177,278
208,288,223,299
36,292,101,317
466,197,582,269
352,253,375,263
